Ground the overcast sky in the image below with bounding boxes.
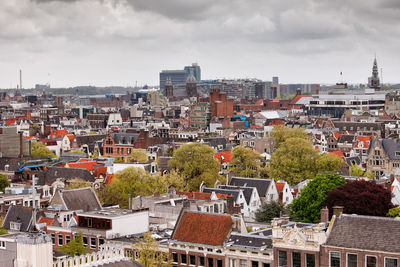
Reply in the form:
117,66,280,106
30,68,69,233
1,0,399,88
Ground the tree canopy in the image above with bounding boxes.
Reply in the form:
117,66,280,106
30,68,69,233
349,163,374,179
270,125,310,149
387,207,400,218
326,180,394,217
30,141,57,159
230,146,263,178
255,201,288,223
0,174,9,193
290,173,346,223
168,143,223,191
130,149,148,163
59,232,88,257
134,232,171,267
65,178,92,189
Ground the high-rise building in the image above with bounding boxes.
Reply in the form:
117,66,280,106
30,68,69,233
159,70,187,90
184,63,201,81
368,57,380,89
272,76,279,85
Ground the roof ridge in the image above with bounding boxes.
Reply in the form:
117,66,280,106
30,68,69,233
341,213,400,221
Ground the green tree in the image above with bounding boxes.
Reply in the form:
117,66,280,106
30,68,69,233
387,207,400,218
98,168,166,208
290,173,346,223
349,164,374,179
168,143,222,191
268,138,319,185
255,201,287,223
316,153,344,173
30,141,57,158
270,125,310,149
159,170,189,192
69,149,85,154
0,174,9,192
230,146,263,178
0,228,8,235
134,232,171,267
65,178,91,189
90,149,100,159
130,149,148,163
59,232,88,256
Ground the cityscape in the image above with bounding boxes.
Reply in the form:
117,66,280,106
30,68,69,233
0,1,400,267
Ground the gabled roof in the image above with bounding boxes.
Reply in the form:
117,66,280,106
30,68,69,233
203,188,240,202
176,191,227,200
51,187,101,212
229,177,272,197
218,185,254,205
330,151,344,158
214,151,232,163
227,233,272,249
275,182,285,193
325,214,400,253
381,139,400,160
65,161,98,172
37,167,95,185
172,211,232,246
2,205,39,232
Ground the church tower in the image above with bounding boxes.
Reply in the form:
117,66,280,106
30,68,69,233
164,77,174,98
186,73,197,97
368,57,380,89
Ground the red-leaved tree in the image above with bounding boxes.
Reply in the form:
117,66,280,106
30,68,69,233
326,180,394,217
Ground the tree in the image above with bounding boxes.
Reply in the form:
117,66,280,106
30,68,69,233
90,148,100,159
290,173,346,223
270,125,310,149
59,232,88,257
316,153,344,173
230,146,263,178
159,170,189,192
65,178,91,189
30,141,57,159
0,228,8,235
168,143,222,191
349,164,374,179
268,138,319,185
134,232,171,267
0,174,9,193
255,201,287,223
130,149,148,163
387,207,400,218
326,180,394,217
98,168,167,208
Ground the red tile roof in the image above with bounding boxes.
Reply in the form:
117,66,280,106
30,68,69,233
330,151,344,158
333,132,341,140
276,182,285,193
66,133,75,143
66,161,98,172
173,211,232,246
93,166,107,178
177,192,228,200
256,99,264,105
38,217,54,226
105,174,114,185
49,130,68,139
214,151,232,163
289,95,311,105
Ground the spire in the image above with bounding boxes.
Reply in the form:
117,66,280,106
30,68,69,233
368,55,380,89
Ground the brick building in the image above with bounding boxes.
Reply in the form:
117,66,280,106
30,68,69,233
209,89,234,119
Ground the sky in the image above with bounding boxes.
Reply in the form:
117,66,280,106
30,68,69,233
0,0,399,88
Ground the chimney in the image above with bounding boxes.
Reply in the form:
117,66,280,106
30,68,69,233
19,131,24,158
296,89,301,96
182,199,191,210
320,206,329,223
332,206,344,217
226,194,234,214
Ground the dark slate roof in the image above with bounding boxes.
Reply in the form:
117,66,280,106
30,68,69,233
203,188,240,202
226,233,272,249
0,157,48,172
218,185,254,205
325,214,400,253
201,137,227,149
344,156,361,166
58,187,101,212
2,205,40,232
381,139,400,160
76,134,106,147
98,260,144,267
159,156,172,172
229,177,271,197
333,121,383,131
37,167,94,186
111,133,139,145
250,228,272,237
338,134,355,144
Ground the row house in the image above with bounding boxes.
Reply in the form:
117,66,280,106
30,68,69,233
229,177,279,204
367,138,400,179
202,187,251,217
240,137,275,155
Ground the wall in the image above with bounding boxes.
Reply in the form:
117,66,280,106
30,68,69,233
107,211,149,239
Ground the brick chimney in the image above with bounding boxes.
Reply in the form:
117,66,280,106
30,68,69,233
332,206,344,217
320,206,329,223
226,194,234,214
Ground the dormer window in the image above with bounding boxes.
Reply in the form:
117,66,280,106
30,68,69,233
10,222,22,231
396,152,400,157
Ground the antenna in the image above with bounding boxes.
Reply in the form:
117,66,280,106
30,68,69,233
381,68,383,86
19,69,22,90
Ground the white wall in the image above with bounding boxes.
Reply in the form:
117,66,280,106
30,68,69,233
106,211,149,239
16,237,53,267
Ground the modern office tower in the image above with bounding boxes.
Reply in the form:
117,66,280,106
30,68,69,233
272,76,279,85
159,70,187,90
184,63,201,81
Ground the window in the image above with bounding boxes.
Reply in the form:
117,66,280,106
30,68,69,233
252,261,259,267
99,239,104,246
181,254,187,265
292,252,301,267
51,234,55,244
199,256,205,267
240,260,246,267
88,218,92,227
217,260,223,267
189,255,196,265
83,237,88,247
278,251,287,267
347,254,357,267
385,258,398,267
366,256,377,267
172,253,178,263
90,238,96,249
330,251,341,267
0,241,5,249
58,235,63,246
306,254,315,267
230,259,236,267
263,264,270,267
208,258,214,267
65,235,71,244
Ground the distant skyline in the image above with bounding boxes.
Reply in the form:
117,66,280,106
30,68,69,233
0,0,399,88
